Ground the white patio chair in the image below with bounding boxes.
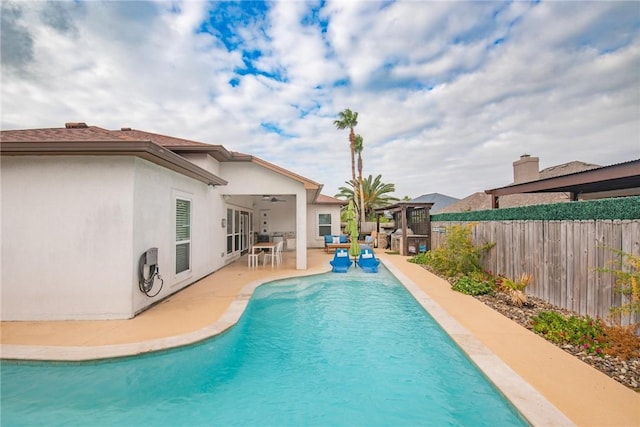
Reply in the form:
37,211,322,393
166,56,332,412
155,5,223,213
263,240,284,266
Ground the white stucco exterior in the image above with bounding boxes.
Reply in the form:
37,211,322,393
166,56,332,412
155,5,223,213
1,140,341,321
306,203,344,248
1,155,226,320
131,157,225,314
2,156,136,320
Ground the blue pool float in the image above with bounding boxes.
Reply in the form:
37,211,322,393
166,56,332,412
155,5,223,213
358,248,380,273
330,248,352,273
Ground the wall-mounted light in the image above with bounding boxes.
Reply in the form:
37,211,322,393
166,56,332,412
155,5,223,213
221,218,226,228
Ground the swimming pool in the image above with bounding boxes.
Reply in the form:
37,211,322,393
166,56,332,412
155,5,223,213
1,266,529,426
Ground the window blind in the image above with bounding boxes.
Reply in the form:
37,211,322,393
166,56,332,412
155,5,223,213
176,198,191,274
176,199,191,241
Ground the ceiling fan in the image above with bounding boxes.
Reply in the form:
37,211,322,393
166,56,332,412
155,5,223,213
262,195,286,202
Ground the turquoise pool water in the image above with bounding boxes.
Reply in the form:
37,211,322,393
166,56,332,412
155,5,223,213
1,266,527,426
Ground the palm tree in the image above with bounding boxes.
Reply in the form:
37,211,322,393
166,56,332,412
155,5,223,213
335,174,399,220
333,108,358,199
353,134,366,224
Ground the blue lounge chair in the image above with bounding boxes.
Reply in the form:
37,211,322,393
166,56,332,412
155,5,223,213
330,248,352,273
358,248,380,273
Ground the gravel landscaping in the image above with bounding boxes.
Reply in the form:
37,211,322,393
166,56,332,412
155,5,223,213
473,291,640,392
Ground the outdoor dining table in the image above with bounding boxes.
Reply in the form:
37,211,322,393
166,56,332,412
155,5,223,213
251,242,278,267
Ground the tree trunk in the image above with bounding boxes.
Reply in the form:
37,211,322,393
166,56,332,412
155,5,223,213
358,155,366,226
349,129,356,184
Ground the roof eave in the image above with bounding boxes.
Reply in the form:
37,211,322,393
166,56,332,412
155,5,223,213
164,145,234,162
0,140,228,187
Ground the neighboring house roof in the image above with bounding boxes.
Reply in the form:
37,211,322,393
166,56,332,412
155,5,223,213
486,159,640,203
538,161,601,179
440,191,573,213
410,193,460,214
440,159,632,213
438,192,492,213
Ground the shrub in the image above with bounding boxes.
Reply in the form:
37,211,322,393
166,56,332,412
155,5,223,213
531,311,608,355
408,252,429,264
451,273,495,296
596,249,640,323
600,324,640,360
408,224,494,277
499,273,532,307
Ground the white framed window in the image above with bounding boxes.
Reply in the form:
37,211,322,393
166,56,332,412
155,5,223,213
318,213,332,237
226,208,233,254
175,198,191,274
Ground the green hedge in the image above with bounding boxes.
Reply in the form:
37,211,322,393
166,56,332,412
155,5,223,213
431,196,640,221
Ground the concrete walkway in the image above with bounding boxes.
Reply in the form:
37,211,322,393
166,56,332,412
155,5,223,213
2,249,639,426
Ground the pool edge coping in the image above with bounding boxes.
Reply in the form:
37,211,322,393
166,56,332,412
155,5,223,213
0,267,331,362
380,258,575,427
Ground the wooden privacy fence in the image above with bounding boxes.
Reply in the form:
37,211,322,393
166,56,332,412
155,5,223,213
431,220,640,325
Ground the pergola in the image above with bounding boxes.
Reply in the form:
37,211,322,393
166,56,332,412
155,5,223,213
485,159,640,208
374,202,433,256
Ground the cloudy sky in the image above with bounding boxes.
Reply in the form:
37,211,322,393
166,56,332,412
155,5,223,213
2,1,639,199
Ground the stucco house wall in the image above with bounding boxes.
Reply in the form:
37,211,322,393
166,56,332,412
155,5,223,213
306,204,343,249
131,157,223,315
1,155,225,321
1,156,136,320
179,152,221,176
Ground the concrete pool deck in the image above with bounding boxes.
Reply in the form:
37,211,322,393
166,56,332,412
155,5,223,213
1,249,639,426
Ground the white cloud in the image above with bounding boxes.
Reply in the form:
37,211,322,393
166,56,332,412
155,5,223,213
1,0,638,200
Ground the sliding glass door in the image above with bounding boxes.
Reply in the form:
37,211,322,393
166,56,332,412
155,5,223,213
226,208,253,257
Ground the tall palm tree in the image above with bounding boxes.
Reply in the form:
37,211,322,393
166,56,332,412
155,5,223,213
335,174,399,220
353,134,366,224
333,108,358,197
